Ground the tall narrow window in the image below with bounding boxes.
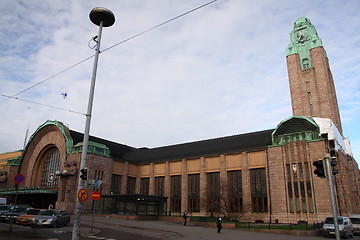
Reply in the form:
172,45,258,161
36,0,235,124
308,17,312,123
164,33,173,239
286,162,314,213
207,172,220,213
126,177,136,194
170,175,181,212
140,177,150,195
228,170,243,212
250,168,267,213
188,174,200,212
155,176,164,196
40,149,60,189
111,174,122,194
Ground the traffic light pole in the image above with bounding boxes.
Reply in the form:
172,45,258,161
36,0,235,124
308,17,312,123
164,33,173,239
325,156,340,240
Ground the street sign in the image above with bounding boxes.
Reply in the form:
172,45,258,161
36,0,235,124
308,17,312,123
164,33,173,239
91,191,101,200
91,179,103,189
78,188,88,202
14,174,25,184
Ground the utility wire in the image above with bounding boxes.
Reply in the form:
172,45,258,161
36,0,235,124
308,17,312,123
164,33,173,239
0,55,94,104
0,0,217,107
102,0,218,53
0,93,86,116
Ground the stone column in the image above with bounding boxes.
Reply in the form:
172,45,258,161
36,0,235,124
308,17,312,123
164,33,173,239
149,163,155,195
120,162,129,194
219,155,227,215
165,161,171,214
241,152,251,215
181,159,188,213
200,157,207,215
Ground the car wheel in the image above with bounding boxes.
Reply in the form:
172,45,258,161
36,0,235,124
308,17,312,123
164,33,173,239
53,221,58,228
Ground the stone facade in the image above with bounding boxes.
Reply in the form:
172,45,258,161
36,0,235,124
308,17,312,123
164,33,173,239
0,17,359,224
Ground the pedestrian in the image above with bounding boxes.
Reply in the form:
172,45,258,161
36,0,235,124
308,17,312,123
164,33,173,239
216,217,222,233
183,211,188,225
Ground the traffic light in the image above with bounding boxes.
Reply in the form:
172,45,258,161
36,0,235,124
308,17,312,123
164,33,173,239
330,158,339,175
313,160,326,178
80,168,88,181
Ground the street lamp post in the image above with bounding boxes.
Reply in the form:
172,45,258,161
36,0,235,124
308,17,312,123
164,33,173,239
72,7,115,240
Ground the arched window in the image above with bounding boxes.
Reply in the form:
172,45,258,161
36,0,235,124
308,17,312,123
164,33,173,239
40,149,60,189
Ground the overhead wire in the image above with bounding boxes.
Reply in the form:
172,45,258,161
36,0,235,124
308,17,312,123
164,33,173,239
0,55,94,104
0,93,86,116
0,0,218,111
101,0,218,53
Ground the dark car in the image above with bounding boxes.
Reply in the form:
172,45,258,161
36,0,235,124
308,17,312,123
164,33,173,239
32,209,70,228
0,205,32,223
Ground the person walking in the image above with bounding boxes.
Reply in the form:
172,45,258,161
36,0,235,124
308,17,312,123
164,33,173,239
216,217,222,233
183,211,188,225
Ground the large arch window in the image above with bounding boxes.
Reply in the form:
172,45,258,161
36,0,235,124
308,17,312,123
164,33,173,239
40,148,60,189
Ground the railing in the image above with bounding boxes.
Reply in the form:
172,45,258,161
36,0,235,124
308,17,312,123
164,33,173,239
236,222,323,230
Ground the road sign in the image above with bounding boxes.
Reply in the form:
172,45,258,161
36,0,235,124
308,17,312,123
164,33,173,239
93,179,103,189
78,188,88,202
14,174,25,184
91,191,101,200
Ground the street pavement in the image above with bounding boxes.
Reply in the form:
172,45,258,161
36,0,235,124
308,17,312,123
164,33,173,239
81,215,323,240
2,215,360,240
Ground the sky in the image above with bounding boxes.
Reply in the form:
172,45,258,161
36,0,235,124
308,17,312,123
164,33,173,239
0,0,359,165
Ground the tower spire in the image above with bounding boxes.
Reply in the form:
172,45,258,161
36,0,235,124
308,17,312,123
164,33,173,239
286,17,342,134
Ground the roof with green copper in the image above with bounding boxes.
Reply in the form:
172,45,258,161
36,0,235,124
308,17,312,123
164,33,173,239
25,120,74,155
271,116,323,146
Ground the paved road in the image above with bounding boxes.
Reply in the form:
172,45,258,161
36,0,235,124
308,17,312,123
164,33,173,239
1,215,360,240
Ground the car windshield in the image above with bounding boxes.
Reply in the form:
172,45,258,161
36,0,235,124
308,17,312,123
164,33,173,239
350,218,360,224
25,209,41,215
325,217,344,224
0,206,10,211
14,208,27,213
39,210,57,216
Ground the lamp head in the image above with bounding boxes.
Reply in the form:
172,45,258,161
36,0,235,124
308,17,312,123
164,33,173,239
89,7,115,27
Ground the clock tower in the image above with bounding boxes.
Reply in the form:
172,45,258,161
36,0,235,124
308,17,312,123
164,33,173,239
286,17,342,133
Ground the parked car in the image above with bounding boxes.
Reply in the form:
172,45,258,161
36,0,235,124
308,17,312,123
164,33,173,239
32,209,70,228
323,216,354,239
0,205,32,223
16,208,44,225
0,205,11,215
349,214,360,235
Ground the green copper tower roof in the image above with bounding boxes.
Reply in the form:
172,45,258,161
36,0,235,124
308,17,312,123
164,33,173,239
286,17,326,69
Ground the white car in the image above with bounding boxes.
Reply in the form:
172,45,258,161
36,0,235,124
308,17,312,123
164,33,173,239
323,216,354,239
349,214,360,235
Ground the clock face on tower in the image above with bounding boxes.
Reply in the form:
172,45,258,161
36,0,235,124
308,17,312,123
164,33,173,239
295,28,309,43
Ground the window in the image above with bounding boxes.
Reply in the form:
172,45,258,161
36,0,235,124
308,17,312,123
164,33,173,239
170,175,181,212
286,163,314,213
228,170,243,212
207,172,220,213
140,177,150,195
111,174,122,194
126,177,136,194
250,168,267,213
40,149,60,189
155,176,164,196
188,174,200,212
